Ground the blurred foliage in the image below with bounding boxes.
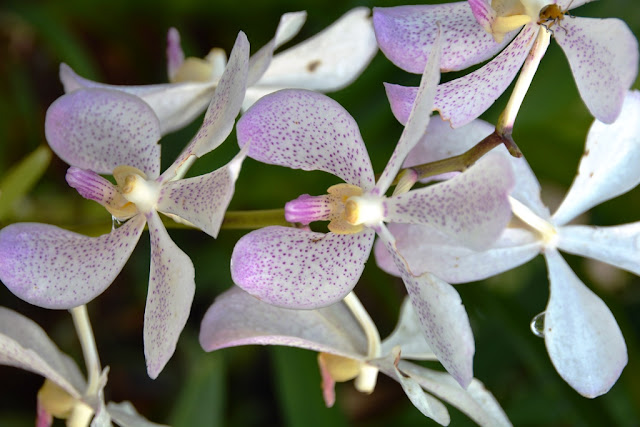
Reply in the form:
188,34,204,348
0,0,639,425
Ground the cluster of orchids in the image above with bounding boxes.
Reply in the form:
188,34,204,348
0,0,638,425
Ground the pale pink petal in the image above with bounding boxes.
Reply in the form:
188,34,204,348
558,222,640,275
318,356,337,408
374,223,541,283
106,401,169,427
375,224,475,388
199,286,366,359
543,249,627,397
60,63,215,136
236,90,375,189
0,306,84,398
373,4,513,73
398,361,512,427
254,8,377,95
374,28,441,195
162,32,249,181
157,148,246,238
380,297,436,360
467,0,495,34
384,83,416,125
144,211,195,379
552,91,640,225
166,28,185,81
384,153,515,250
45,89,161,178
0,216,146,309
231,226,375,309
66,167,119,206
554,18,638,124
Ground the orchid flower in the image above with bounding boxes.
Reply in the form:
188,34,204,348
200,287,512,426
375,90,640,398
0,32,250,379
231,32,515,388
375,0,638,128
60,8,377,136
0,306,166,427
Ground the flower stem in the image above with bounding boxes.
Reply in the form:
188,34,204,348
70,305,102,396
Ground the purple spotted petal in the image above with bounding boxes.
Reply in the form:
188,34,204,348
144,211,195,379
552,91,640,225
253,7,377,100
166,28,185,81
380,297,435,360
374,223,541,283
384,153,515,251
0,306,85,398
199,286,366,359
374,27,441,195
375,224,474,388
559,0,592,9
157,148,246,238
60,64,216,136
467,0,495,33
373,4,513,73
162,32,249,181
45,88,161,178
247,12,307,86
0,216,146,309
236,90,375,189
554,17,638,124
543,249,627,397
558,222,640,275
231,226,375,309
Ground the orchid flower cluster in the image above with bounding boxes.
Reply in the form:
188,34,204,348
0,1,638,425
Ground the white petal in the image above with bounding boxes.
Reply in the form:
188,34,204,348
552,90,640,225
543,249,627,397
144,211,195,379
106,401,169,427
381,297,436,360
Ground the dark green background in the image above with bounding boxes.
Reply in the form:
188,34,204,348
0,0,639,425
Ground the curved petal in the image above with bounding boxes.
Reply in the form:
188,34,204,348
374,223,541,283
552,90,640,225
558,222,640,275
543,249,627,397
166,28,185,81
0,307,85,398
559,0,593,9
236,90,375,189
255,8,377,94
162,31,249,181
373,4,514,73
60,64,216,136
0,216,146,309
199,287,366,359
247,11,307,86
231,226,375,309
376,224,475,388
381,297,436,360
467,0,495,34
554,17,638,124
45,88,161,178
384,153,515,250
107,401,169,427
157,147,246,238
144,211,195,379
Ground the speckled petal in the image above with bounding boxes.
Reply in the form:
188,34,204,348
374,28,441,195
554,18,638,124
376,224,475,388
60,63,215,136
247,11,307,86
374,223,541,283
373,4,513,73
552,91,640,226
0,306,84,398
543,249,627,397
45,88,161,178
559,0,592,9
237,90,375,189
467,0,495,33
398,361,512,427
381,297,436,360
144,211,195,379
385,153,515,250
253,8,377,100
166,28,185,81
558,222,640,276
162,32,249,181
157,148,246,238
0,216,146,309
199,286,366,359
385,24,538,127
231,226,375,309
